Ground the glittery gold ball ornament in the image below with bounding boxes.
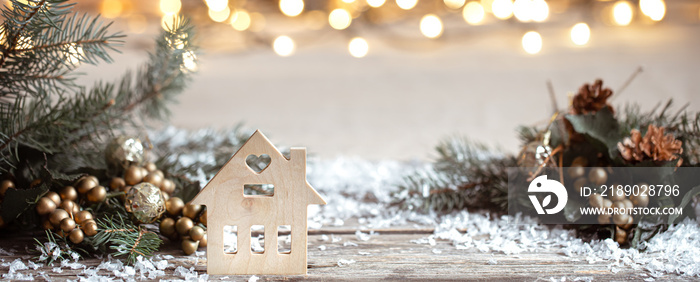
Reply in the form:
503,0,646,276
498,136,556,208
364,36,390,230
125,182,166,223
105,136,146,169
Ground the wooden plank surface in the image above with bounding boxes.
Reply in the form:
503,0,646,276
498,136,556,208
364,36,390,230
0,229,688,281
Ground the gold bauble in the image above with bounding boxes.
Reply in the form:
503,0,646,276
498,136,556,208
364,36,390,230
161,191,170,201
199,233,207,247
153,170,164,179
59,186,78,202
159,217,176,237
612,212,630,226
175,217,194,235
105,136,145,169
620,199,634,210
124,182,166,223
602,199,613,209
588,167,608,186
182,204,202,219
573,177,587,194
0,180,15,197
614,226,628,245
609,184,625,202
160,179,175,194
145,162,157,172
87,185,107,203
189,225,205,241
166,197,185,216
124,166,144,186
200,210,207,226
588,193,603,208
60,217,76,233
45,192,62,205
76,176,98,194
36,197,57,215
630,187,649,207
75,210,93,224
139,167,149,180
49,209,70,227
110,177,126,191
618,216,634,230
69,228,85,244
597,214,611,224
567,165,586,180
181,239,199,255
60,200,79,216
42,219,54,230
571,156,589,167
143,173,163,189
82,219,98,236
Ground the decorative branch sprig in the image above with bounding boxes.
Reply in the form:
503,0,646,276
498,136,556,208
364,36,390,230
92,213,162,264
392,137,515,213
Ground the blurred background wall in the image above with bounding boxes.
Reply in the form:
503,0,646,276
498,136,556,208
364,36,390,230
68,0,700,160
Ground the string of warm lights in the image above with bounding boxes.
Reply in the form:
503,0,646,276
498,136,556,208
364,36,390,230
93,0,688,58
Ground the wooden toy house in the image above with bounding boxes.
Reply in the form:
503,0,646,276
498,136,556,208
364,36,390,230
190,130,326,275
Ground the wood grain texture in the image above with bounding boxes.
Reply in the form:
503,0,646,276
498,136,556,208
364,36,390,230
0,231,679,281
189,130,326,275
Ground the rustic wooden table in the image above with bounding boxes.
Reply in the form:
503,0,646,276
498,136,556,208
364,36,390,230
2,226,688,281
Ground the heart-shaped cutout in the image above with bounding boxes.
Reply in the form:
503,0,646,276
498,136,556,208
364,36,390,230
246,154,271,173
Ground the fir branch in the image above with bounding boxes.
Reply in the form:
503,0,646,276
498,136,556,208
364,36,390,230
392,137,516,213
33,230,85,265
93,213,162,264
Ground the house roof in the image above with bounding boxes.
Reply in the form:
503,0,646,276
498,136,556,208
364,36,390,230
189,130,326,206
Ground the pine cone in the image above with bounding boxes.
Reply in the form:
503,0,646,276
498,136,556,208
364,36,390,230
571,79,614,115
617,125,683,164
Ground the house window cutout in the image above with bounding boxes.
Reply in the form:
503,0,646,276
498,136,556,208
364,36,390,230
251,225,265,253
223,225,237,254
243,184,274,197
245,154,271,173
278,225,291,254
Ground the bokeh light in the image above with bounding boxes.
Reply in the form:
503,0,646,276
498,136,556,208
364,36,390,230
205,0,228,12
480,0,494,13
396,0,418,10
182,50,197,72
444,0,466,10
531,0,548,22
101,0,123,18
209,6,231,22
230,10,251,31
367,0,386,8
492,0,513,20
462,2,485,25
348,37,369,58
329,9,352,30
513,0,531,22
273,36,295,56
570,22,590,46
420,14,443,39
66,43,83,66
161,15,176,30
640,0,665,22
280,0,304,17
612,1,633,26
521,31,542,54
159,0,181,15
